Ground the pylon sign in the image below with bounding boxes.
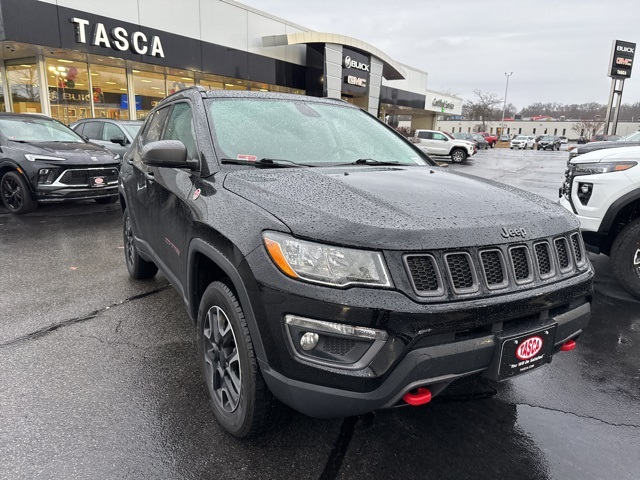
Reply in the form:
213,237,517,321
608,40,635,79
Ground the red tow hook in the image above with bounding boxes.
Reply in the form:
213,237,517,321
560,339,577,352
402,387,432,406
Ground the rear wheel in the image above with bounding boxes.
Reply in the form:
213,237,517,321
610,218,640,300
450,148,467,163
123,208,158,279
0,171,36,215
198,281,284,437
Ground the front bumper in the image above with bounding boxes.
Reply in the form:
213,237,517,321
35,185,118,202
261,300,590,418
244,247,593,418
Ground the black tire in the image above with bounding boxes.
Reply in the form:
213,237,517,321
198,281,284,437
95,196,118,204
1,171,37,214
610,218,640,300
123,208,158,279
450,148,467,163
490,142,495,148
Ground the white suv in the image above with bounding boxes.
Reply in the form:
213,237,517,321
413,129,475,162
559,145,640,299
510,135,535,149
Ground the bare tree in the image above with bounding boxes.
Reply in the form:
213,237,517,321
572,119,604,140
462,90,503,131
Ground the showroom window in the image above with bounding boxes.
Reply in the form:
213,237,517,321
0,72,5,112
89,61,129,120
46,58,91,125
132,69,166,119
6,60,42,114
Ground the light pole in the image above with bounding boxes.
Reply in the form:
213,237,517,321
501,72,513,137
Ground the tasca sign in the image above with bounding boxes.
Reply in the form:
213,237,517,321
609,40,635,79
70,17,165,58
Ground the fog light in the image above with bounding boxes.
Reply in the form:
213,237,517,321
577,182,593,205
300,332,319,351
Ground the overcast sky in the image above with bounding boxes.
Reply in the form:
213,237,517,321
240,0,639,109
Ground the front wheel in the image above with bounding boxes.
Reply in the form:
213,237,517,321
490,142,495,148
610,218,640,300
450,148,468,162
198,281,284,437
123,208,158,279
1,171,37,214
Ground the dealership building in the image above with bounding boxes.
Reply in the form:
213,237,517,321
0,0,461,129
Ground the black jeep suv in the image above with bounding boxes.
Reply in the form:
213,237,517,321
119,87,593,437
0,113,120,214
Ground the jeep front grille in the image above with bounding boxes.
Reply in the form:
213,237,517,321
405,232,588,299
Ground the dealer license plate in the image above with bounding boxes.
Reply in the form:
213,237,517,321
90,176,106,187
498,325,557,380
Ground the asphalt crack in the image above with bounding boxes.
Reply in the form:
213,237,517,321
516,402,640,428
0,285,171,347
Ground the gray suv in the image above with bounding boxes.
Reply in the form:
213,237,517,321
71,119,143,157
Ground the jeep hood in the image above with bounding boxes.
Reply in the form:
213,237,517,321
223,166,578,250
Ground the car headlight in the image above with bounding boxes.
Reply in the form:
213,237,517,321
24,154,65,162
113,154,121,161
262,231,392,288
573,161,637,176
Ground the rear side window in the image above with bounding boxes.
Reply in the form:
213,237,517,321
417,131,431,140
74,123,85,135
82,122,102,140
162,103,198,160
142,107,171,144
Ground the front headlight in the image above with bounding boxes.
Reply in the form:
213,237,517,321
25,154,65,162
573,161,637,176
262,231,392,288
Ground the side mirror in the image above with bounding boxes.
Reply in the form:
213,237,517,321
110,135,127,146
141,140,197,170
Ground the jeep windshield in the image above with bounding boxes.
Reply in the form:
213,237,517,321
0,117,85,143
206,98,433,167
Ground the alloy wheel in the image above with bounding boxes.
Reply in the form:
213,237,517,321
2,176,22,211
634,248,640,278
124,214,135,269
203,306,242,412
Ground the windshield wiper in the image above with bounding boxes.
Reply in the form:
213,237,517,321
220,158,312,168
335,158,401,166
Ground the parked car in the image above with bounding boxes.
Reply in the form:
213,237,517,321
510,135,535,149
499,134,511,142
537,135,562,151
558,136,568,144
0,113,120,214
569,130,640,158
471,133,490,149
120,87,592,437
559,145,640,299
480,132,498,148
577,136,588,144
71,119,143,156
414,129,476,162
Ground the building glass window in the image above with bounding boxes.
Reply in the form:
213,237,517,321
0,72,5,112
6,61,42,114
167,69,194,95
132,69,166,120
197,73,224,90
46,58,90,125
90,63,129,120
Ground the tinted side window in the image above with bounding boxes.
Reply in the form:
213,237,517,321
417,131,430,140
103,123,123,141
143,107,171,144
82,122,102,140
74,123,85,135
162,103,198,160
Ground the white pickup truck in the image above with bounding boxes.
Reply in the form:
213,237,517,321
413,129,476,162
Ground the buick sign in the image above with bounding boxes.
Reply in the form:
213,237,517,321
344,56,370,72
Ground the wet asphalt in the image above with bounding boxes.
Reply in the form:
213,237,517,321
1,147,639,480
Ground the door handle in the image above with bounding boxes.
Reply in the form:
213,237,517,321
127,158,134,165
145,171,155,182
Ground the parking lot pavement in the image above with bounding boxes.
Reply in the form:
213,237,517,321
1,150,639,480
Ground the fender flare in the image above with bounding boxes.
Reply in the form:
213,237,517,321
598,188,640,235
187,238,267,363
